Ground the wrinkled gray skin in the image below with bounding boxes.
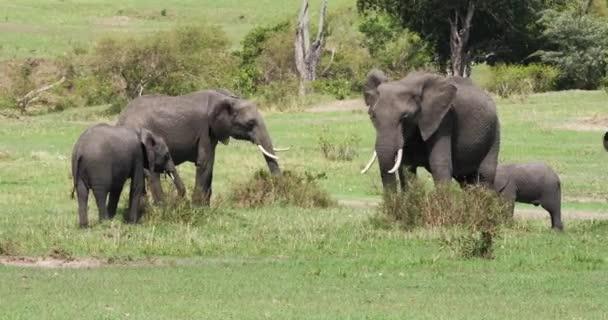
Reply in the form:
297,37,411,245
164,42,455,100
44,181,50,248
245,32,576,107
364,70,500,191
494,162,563,231
71,124,178,228
117,89,280,205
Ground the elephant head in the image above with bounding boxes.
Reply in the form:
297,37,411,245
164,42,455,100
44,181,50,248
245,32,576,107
139,128,186,195
208,93,281,175
604,131,608,151
364,70,457,190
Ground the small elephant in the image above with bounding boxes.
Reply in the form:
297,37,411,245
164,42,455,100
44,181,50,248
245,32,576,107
494,162,563,230
71,124,180,227
361,70,500,192
117,89,282,205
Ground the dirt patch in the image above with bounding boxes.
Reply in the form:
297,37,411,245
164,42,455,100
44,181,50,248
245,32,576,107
558,115,608,132
307,99,365,113
0,256,106,269
0,23,44,34
96,15,131,27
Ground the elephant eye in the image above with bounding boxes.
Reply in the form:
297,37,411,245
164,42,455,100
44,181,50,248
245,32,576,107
246,119,256,128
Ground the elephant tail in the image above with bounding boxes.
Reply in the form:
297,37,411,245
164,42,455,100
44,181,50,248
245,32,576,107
71,154,81,199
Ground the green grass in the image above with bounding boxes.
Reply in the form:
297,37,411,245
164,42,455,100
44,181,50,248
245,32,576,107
0,0,355,59
1,90,608,318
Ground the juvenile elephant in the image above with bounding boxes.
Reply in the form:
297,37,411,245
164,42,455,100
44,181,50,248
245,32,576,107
117,89,282,205
494,162,563,231
71,124,179,227
361,70,500,191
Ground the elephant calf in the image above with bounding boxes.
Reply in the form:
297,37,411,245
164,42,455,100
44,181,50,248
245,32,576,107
71,124,178,227
494,162,563,230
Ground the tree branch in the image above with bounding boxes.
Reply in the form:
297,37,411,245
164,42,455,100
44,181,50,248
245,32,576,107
17,76,66,114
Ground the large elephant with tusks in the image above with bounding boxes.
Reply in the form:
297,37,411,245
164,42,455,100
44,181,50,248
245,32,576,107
361,70,500,191
117,89,283,205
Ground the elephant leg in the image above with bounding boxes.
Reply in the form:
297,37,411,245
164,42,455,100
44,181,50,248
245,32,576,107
426,122,453,184
147,171,164,204
93,189,109,222
541,191,563,231
126,165,145,223
76,179,89,228
477,136,500,187
107,187,122,219
193,140,216,206
398,165,416,192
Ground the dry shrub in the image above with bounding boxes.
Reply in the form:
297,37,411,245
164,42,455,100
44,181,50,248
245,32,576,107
379,179,512,258
0,239,20,256
228,170,336,209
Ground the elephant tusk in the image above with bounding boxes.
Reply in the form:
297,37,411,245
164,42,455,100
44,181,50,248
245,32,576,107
387,148,403,174
274,147,290,152
360,151,377,174
257,145,279,160
167,172,175,183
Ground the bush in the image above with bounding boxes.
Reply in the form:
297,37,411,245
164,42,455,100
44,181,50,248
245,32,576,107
89,24,237,101
487,64,560,98
228,170,336,208
535,9,608,90
142,197,225,227
317,126,361,161
379,179,511,258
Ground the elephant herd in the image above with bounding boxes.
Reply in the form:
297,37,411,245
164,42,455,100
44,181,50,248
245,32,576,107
72,69,603,231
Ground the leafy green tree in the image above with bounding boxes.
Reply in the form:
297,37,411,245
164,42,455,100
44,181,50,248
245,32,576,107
357,0,572,76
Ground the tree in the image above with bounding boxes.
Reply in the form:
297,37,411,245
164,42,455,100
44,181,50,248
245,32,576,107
294,0,328,95
357,0,572,77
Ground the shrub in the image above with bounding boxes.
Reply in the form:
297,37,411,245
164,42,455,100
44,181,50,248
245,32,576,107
228,170,336,208
317,126,361,161
379,179,511,258
487,64,560,98
535,9,608,90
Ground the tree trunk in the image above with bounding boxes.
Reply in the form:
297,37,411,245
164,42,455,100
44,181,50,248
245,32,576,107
294,0,328,96
448,1,475,77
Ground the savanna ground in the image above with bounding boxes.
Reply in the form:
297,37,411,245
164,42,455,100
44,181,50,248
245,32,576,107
1,0,608,319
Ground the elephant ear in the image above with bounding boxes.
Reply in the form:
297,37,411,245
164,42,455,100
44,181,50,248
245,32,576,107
209,96,235,145
139,128,158,171
494,166,510,193
418,77,457,141
363,69,388,109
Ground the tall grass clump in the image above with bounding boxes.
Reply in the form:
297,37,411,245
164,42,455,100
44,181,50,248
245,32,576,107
141,196,226,227
487,64,559,98
379,179,512,258
228,170,336,208
317,126,361,161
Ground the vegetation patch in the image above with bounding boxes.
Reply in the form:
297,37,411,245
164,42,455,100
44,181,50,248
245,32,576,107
378,180,512,258
142,197,226,227
227,170,336,208
317,125,361,161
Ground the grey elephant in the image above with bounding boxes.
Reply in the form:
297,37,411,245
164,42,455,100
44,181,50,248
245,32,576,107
604,131,608,151
71,124,181,228
494,162,563,230
361,70,500,191
117,89,282,205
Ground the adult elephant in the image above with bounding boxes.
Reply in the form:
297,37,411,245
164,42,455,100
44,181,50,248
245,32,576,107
361,70,500,191
117,89,282,205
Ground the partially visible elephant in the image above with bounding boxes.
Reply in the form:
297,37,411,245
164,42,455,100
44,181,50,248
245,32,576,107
361,70,500,191
603,131,608,151
494,162,563,231
71,124,179,227
117,89,282,205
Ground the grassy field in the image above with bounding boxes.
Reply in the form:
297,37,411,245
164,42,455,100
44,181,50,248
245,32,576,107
1,90,608,318
0,0,355,59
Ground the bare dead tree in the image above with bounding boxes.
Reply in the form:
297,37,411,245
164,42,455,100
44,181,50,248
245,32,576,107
448,1,476,77
16,76,66,114
294,0,328,96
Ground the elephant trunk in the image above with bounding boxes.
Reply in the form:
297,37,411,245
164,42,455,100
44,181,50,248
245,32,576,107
166,160,186,197
375,131,404,192
255,125,281,176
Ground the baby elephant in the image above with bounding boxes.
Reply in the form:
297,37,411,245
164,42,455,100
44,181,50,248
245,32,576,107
494,162,563,230
71,124,179,227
